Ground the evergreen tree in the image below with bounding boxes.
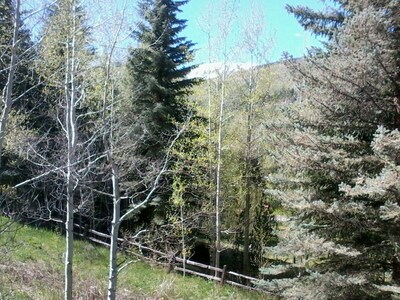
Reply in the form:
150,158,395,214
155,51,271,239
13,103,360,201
0,0,13,80
286,0,347,39
123,0,197,230
260,1,400,298
127,0,196,157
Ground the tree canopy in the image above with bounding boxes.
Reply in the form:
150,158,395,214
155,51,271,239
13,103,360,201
127,0,197,157
261,0,400,298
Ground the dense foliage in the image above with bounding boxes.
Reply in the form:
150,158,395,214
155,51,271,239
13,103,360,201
261,0,400,298
127,0,196,157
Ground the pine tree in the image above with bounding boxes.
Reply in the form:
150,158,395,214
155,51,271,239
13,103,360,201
123,0,197,230
127,0,196,158
260,1,400,298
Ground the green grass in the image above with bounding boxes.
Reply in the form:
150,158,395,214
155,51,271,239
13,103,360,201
0,218,270,299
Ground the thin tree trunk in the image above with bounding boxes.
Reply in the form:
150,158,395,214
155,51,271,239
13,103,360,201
214,0,236,275
107,159,121,300
101,5,126,297
243,57,255,275
106,125,183,298
215,66,225,275
65,2,78,298
243,100,254,275
0,0,20,168
180,203,186,276
205,29,216,271
105,68,122,300
64,36,73,300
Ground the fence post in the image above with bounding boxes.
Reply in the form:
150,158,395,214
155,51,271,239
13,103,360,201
220,265,227,285
167,253,175,273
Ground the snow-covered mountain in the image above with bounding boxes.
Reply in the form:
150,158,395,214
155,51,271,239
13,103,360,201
188,62,254,79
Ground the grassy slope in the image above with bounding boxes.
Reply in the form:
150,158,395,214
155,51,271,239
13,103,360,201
0,219,269,300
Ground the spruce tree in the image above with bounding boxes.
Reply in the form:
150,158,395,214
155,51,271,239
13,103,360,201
286,0,347,39
127,0,196,158
261,1,400,298
123,0,197,230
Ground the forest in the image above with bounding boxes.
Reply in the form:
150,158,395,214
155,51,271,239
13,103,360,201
0,0,399,299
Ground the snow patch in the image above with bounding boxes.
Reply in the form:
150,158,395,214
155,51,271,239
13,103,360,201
188,62,254,79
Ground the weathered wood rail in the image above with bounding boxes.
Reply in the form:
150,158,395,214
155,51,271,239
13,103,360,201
73,224,265,293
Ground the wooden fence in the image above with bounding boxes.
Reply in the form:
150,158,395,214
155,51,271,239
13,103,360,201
73,224,265,293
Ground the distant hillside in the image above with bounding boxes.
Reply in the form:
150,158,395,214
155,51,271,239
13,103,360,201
188,62,254,79
189,60,296,90
190,59,297,105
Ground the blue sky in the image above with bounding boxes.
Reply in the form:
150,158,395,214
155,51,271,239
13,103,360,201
179,0,327,64
23,0,327,64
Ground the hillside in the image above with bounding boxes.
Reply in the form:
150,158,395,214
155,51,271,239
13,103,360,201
0,218,269,300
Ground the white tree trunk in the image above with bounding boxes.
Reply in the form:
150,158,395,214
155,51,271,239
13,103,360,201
213,0,236,275
107,160,121,300
101,7,125,298
106,125,184,299
65,2,78,298
0,0,20,168
103,61,122,300
98,5,185,295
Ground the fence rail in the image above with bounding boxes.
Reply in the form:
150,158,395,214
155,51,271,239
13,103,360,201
73,223,265,293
